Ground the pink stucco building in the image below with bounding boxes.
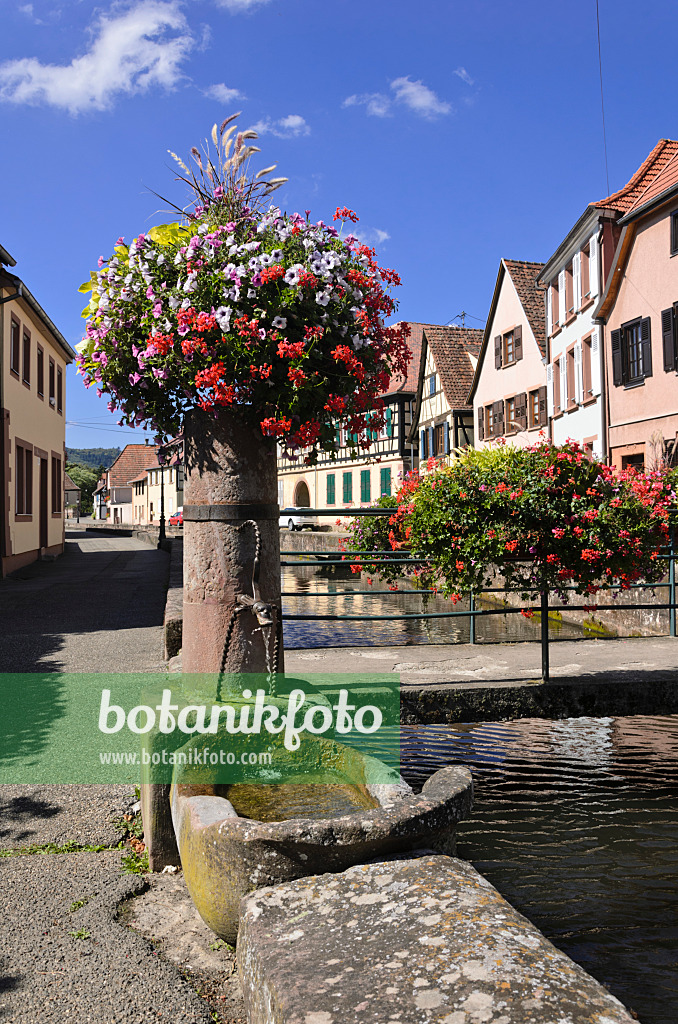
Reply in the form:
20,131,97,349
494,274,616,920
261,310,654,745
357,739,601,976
469,259,547,448
594,139,678,470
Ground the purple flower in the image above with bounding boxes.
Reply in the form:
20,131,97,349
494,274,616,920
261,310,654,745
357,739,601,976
129,372,141,384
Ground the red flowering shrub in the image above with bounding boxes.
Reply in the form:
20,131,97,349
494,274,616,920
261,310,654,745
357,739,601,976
346,440,676,600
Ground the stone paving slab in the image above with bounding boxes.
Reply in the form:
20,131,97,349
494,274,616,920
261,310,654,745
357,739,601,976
0,851,213,1023
238,853,636,1024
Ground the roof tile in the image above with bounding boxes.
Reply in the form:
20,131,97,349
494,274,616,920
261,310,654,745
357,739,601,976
593,139,678,213
423,325,484,408
503,260,546,356
107,444,160,488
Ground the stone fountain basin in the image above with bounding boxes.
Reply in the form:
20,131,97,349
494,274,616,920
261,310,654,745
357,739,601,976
171,759,473,943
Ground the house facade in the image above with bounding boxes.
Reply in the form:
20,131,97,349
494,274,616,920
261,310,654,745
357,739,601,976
538,212,609,457
537,139,678,460
276,321,423,514
132,462,184,525
593,139,678,470
408,325,482,464
0,243,76,575
469,260,547,448
97,444,160,524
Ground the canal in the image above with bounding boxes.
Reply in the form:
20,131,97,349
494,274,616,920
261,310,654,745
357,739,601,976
281,563,583,647
283,565,678,1023
402,715,678,1024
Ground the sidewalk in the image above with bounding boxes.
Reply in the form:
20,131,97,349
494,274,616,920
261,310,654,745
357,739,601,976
0,531,234,1024
286,635,678,722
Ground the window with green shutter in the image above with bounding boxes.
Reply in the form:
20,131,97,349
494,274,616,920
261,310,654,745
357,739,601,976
360,470,371,503
342,472,352,503
326,473,335,504
380,468,392,496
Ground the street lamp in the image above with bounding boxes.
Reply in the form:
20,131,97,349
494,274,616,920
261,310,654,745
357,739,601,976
158,458,166,549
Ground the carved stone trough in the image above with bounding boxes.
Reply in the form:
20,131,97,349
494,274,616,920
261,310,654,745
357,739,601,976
171,758,473,943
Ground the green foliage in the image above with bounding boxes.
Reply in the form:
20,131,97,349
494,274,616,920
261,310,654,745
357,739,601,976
120,847,149,875
68,928,90,940
406,441,673,601
209,938,234,952
65,461,100,514
346,442,676,604
0,840,116,858
65,447,120,470
69,897,91,913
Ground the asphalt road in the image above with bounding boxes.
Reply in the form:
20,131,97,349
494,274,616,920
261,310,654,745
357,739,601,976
0,532,215,1023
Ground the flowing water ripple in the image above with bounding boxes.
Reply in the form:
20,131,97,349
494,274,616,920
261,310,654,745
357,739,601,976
399,715,678,1024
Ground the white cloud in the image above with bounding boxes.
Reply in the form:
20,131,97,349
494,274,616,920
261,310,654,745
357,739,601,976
0,1,194,114
353,227,390,248
203,82,244,103
252,114,310,138
211,0,273,10
343,76,451,120
390,76,451,119
453,66,474,86
342,92,391,118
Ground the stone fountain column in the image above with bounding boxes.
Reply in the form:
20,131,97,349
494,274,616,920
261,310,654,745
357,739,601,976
142,408,282,869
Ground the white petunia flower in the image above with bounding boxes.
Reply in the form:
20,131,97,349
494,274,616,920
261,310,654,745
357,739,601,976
272,316,287,329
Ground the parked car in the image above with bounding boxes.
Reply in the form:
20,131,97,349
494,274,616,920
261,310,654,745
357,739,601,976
279,507,318,531
168,507,183,526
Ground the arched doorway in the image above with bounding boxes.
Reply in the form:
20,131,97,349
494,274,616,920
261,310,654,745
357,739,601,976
294,480,311,507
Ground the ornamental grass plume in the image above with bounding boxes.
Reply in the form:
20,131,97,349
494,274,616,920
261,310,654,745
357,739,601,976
77,115,410,462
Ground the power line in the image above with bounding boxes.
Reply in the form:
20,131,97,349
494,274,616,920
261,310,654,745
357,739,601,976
66,421,152,436
596,0,611,195
445,311,486,328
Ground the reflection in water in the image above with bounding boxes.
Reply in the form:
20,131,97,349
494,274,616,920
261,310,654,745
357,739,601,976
400,715,678,1024
281,564,583,648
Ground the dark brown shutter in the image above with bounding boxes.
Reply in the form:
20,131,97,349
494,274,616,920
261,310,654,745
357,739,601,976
493,400,504,436
662,308,675,372
494,336,503,368
517,392,528,429
611,329,623,386
640,317,652,378
477,407,484,441
538,386,547,426
514,325,523,362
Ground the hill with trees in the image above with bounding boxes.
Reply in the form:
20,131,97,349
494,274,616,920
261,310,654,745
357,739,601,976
65,447,120,470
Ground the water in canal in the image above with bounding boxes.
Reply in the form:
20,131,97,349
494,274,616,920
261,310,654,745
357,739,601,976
283,565,678,1021
399,714,678,1024
281,563,583,648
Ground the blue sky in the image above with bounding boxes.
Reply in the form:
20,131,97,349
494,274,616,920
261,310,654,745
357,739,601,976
2,0,677,450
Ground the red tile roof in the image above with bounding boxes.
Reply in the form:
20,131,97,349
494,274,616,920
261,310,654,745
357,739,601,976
593,139,678,214
503,259,546,356
382,320,427,396
423,326,484,409
107,444,160,489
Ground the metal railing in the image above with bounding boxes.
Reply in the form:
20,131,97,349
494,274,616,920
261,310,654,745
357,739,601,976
280,508,677,683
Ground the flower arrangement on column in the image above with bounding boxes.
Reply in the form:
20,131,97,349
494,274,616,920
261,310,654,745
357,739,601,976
345,439,677,602
76,114,410,461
